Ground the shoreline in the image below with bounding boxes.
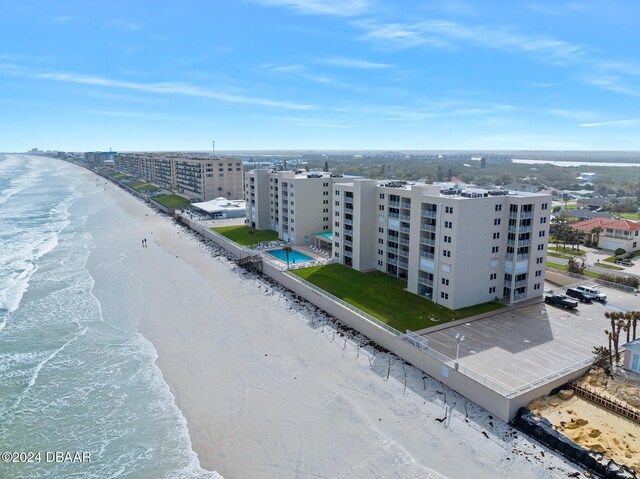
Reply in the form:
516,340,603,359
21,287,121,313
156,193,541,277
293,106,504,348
75,163,583,478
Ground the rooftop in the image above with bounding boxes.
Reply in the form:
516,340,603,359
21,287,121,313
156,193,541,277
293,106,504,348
572,217,640,232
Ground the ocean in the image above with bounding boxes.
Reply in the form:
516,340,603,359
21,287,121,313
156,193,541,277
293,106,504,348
0,154,219,478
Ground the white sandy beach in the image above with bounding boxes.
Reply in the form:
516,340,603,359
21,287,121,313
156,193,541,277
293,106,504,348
86,167,584,478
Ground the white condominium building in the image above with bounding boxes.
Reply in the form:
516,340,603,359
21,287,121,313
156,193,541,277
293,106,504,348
333,179,552,309
245,169,351,246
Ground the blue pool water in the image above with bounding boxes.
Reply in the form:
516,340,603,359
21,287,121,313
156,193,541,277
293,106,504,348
267,248,313,263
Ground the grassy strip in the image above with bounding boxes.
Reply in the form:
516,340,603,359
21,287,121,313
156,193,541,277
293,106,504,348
616,212,640,220
546,262,599,278
213,225,278,247
152,194,191,209
111,172,129,180
293,264,504,332
595,263,625,271
547,245,585,256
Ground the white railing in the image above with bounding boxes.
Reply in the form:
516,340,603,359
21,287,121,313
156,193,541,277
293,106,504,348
421,210,437,218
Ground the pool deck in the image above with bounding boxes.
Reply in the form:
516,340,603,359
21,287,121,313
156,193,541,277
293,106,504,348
419,281,638,396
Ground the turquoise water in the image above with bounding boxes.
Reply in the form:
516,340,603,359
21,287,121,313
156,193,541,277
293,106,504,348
267,248,313,263
0,155,219,478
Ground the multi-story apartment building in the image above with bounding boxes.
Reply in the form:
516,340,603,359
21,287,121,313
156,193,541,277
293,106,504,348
245,169,350,246
174,157,243,201
333,179,552,309
112,155,243,201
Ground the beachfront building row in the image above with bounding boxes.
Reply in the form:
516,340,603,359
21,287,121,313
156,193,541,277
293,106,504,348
245,169,354,245
246,168,552,309
114,154,244,201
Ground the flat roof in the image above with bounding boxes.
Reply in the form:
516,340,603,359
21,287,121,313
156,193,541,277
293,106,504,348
312,232,333,241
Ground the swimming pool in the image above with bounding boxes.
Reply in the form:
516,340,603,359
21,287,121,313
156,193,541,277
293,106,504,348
266,248,313,263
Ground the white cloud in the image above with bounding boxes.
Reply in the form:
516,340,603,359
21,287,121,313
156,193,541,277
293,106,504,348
319,57,392,69
255,0,372,16
579,119,639,127
28,70,315,110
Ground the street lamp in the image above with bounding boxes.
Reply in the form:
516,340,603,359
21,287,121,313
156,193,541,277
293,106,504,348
454,333,465,370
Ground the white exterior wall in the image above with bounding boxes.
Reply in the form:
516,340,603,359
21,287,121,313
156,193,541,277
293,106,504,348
245,169,271,229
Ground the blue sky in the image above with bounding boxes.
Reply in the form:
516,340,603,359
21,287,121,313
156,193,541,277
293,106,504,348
1,0,640,151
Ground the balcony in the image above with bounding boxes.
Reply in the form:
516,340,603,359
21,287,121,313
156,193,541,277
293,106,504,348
343,239,353,247
400,214,411,221
344,207,353,214
399,237,410,245
506,253,530,262
389,200,400,207
344,219,353,225
506,239,531,247
399,261,409,269
420,237,435,246
400,226,410,234
514,279,528,288
399,249,409,257
421,209,437,218
418,277,433,287
387,258,398,265
420,223,436,232
387,246,399,254
344,250,352,257
420,251,435,259
401,202,411,209
388,212,399,219
387,235,399,242
508,224,532,233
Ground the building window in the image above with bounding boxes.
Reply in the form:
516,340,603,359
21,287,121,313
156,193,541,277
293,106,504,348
493,232,500,239
378,260,383,266
441,278,449,285
378,238,384,244
440,292,449,300
444,221,452,228
495,204,502,211
378,227,384,233
445,206,453,214
378,249,384,255
444,235,452,243
335,190,340,196
536,257,543,264
379,205,385,211
537,244,544,251
539,230,545,237
335,221,340,227
494,218,501,225
534,283,541,290
540,217,547,224
335,211,340,216
541,203,548,210
443,250,451,257
335,252,340,258
379,193,385,199
489,287,496,294
535,270,542,277
335,201,340,206
491,246,499,253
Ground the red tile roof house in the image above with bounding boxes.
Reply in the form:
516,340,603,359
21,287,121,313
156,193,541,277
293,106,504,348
622,339,640,374
571,218,640,252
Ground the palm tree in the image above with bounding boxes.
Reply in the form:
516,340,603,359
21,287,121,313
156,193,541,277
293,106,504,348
283,245,292,270
217,186,223,197
590,226,603,247
605,311,626,365
247,227,256,249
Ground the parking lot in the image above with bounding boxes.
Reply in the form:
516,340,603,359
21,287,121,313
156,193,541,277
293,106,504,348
420,282,639,395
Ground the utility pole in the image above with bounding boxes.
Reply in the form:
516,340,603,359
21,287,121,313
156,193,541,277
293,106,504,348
212,140,215,157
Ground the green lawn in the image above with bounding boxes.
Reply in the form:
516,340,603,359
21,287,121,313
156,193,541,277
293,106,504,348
547,245,585,256
213,225,279,247
616,212,640,220
546,262,599,278
603,250,640,263
292,264,504,331
595,262,624,271
152,194,191,209
127,180,158,192
111,172,129,180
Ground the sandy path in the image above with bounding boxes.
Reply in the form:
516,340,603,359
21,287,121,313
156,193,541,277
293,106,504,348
82,166,583,479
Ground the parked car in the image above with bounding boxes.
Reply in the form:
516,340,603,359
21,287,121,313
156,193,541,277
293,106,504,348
575,286,607,303
545,293,579,309
565,288,592,303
